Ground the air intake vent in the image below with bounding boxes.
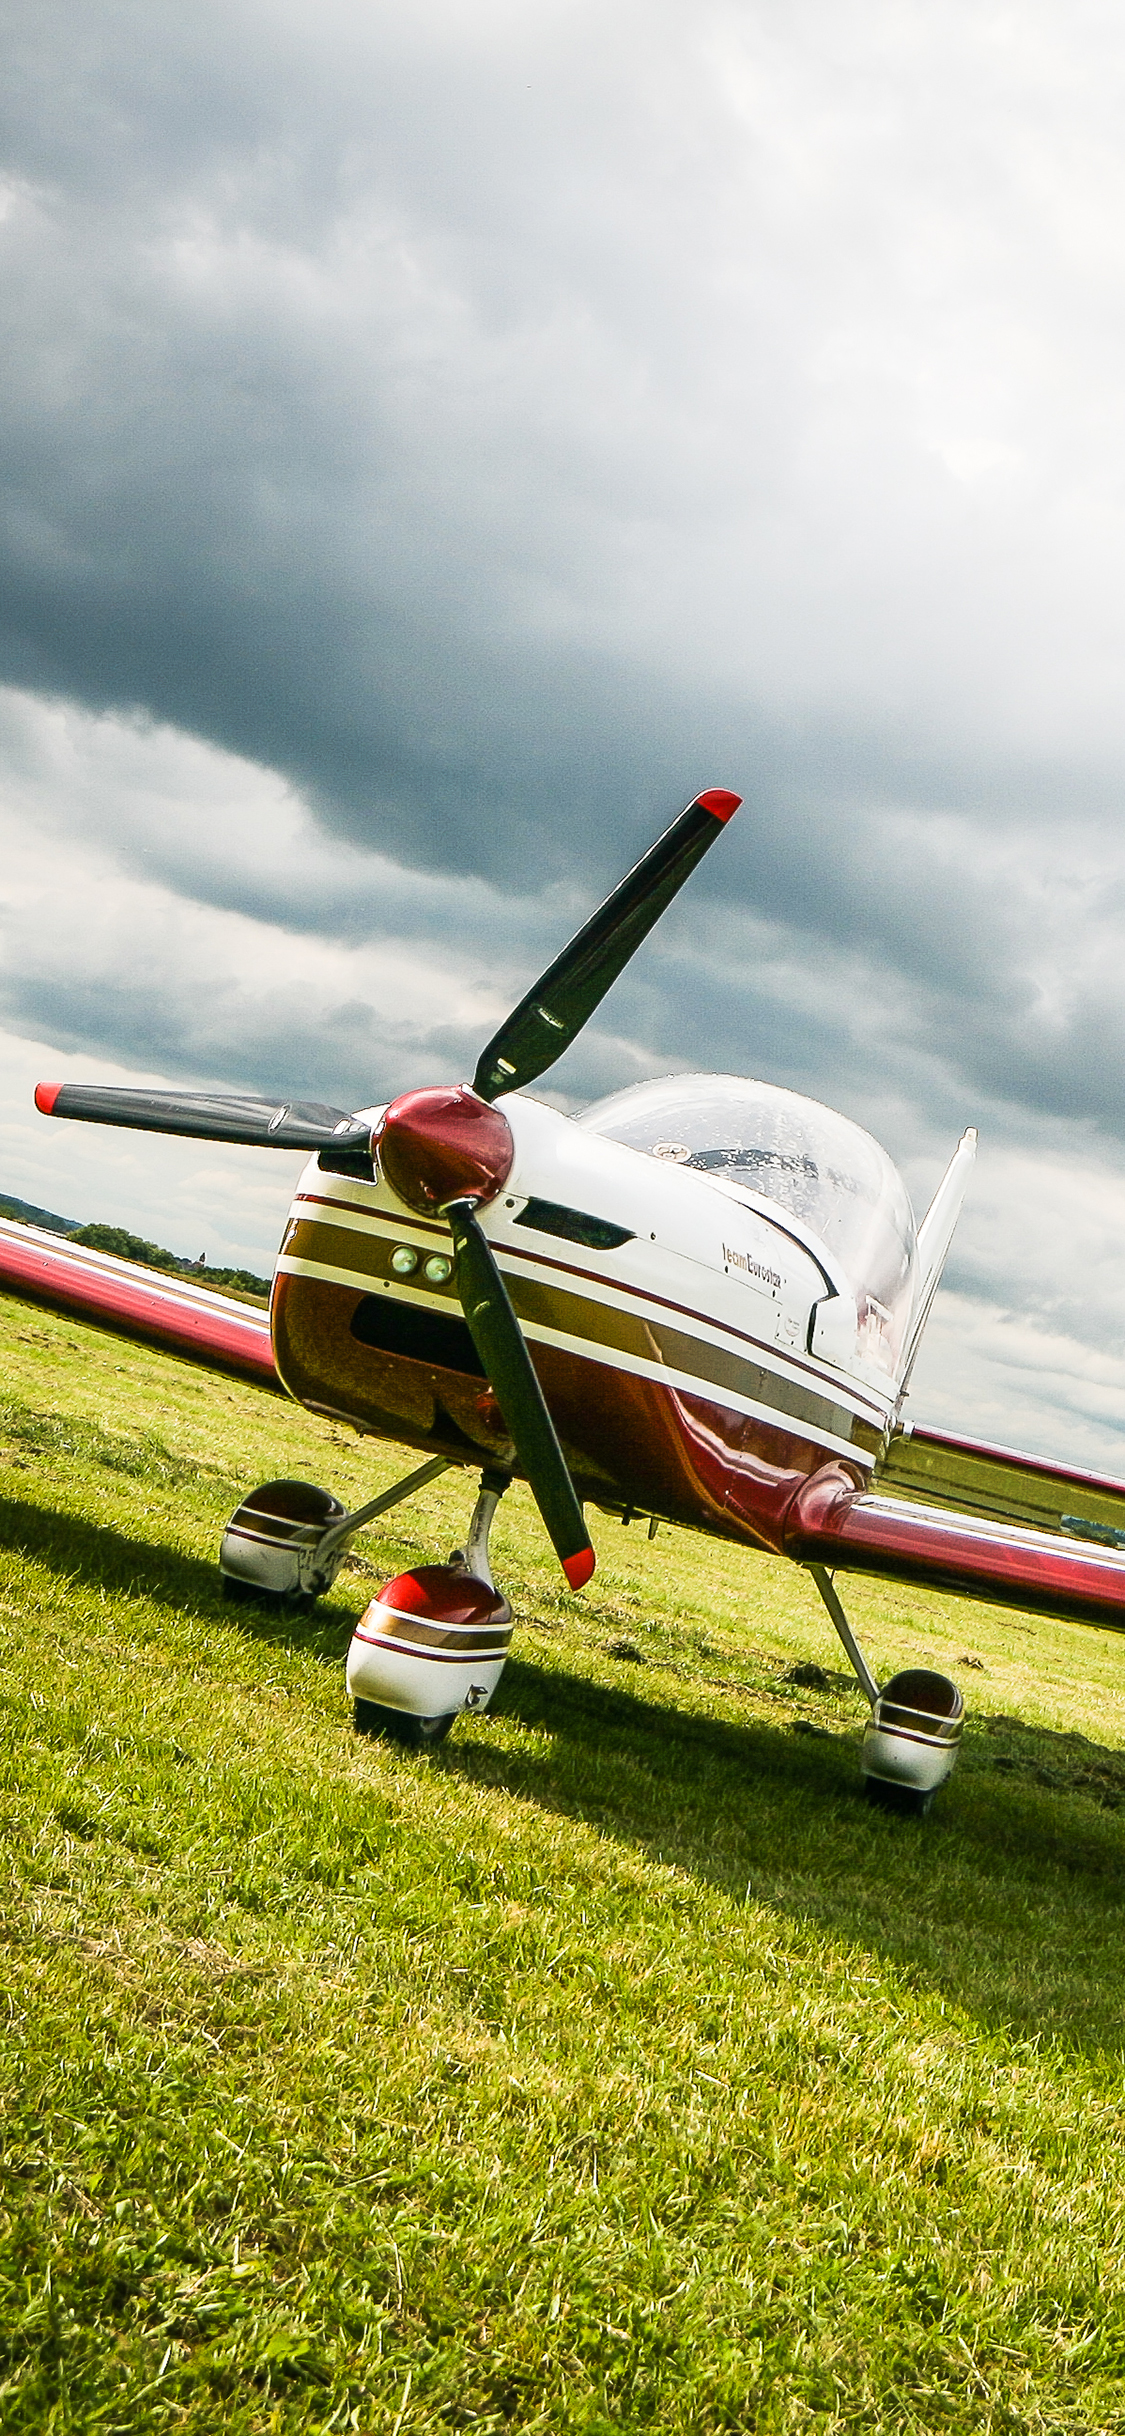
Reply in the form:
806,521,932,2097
514,1198,633,1251
351,1294,484,1376
318,1148,376,1180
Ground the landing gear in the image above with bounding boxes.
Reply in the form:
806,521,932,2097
353,1700,458,1749
219,1456,452,1604
862,1669,964,1810
219,1480,348,1606
806,1564,963,1814
346,1470,513,1748
220,1457,516,1750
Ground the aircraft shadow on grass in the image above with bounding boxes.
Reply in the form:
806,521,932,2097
0,1492,273,1627
4,1489,1124,2056
460,1657,1125,2058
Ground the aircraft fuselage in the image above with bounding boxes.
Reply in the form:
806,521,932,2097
271,1085,906,1557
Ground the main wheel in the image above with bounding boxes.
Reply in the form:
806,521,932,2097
353,1699,458,1749
222,1575,318,1614
864,1776,934,1818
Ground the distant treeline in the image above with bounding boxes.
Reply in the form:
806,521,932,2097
0,1197,270,1304
69,1224,271,1302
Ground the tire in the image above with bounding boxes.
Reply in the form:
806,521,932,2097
222,1574,279,1605
353,1699,458,1749
863,1776,935,1819
221,1575,318,1614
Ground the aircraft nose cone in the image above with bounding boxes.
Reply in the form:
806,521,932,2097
374,1086,515,1214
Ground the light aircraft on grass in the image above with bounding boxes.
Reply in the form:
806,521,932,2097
9,786,1125,1816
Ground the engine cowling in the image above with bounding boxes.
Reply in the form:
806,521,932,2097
345,1562,513,1721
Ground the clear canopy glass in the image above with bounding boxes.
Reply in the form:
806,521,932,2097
577,1073,917,1330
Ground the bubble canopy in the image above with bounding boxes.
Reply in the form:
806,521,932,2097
577,1074,917,1329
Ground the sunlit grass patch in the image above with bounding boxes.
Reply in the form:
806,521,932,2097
2,1290,1125,2430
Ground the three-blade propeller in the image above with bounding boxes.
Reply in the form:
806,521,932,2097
36,788,741,1581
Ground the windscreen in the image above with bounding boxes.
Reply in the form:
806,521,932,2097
577,1073,917,1352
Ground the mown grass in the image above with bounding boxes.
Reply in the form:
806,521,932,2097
2,1292,1125,2432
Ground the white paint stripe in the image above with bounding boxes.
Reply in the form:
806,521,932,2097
511,1315,877,1468
354,1630,513,1663
291,1195,437,1241
276,1253,876,1467
858,1492,1125,1566
226,1522,316,1547
278,1253,448,1300
276,1248,885,1430
868,1723,961,1750
283,1212,891,1423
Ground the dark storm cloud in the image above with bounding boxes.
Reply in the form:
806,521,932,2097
2,966,480,1111
8,669,1125,1190
5,0,1125,907
8,0,1125,1381
0,0,726,880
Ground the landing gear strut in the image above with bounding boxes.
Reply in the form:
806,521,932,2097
219,1455,453,1605
806,1564,963,1815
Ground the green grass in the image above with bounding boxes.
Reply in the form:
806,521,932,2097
3,1293,1125,2433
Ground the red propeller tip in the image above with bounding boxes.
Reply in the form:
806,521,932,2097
696,790,741,823
562,1545,596,1590
34,1083,62,1114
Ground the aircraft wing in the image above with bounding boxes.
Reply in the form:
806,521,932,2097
786,1422,1125,1630
0,1218,279,1391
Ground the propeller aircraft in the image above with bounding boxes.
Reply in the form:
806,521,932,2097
9,786,1125,1816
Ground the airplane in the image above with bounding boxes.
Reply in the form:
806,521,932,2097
8,784,1125,1816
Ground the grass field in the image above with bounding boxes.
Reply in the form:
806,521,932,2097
3,1289,1125,2433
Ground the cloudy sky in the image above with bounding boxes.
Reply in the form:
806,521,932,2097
4,0,1125,1465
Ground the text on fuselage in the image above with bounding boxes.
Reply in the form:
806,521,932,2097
723,1242,782,1290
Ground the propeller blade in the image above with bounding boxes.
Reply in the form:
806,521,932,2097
34,1082,371,1154
473,787,741,1102
446,1197,595,1588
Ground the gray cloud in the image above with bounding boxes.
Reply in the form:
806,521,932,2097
7,4,1125,1459
7,0,1125,889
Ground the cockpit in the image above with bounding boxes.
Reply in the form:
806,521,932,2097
577,1073,918,1368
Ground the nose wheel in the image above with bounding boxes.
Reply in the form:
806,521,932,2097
347,1469,513,1749
353,1699,458,1749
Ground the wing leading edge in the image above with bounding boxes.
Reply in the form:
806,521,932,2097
0,1219,279,1391
786,1423,1125,1631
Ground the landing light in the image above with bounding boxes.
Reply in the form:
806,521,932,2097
424,1254,453,1284
390,1246,419,1276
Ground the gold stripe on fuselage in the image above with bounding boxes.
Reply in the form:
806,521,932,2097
277,1206,887,1465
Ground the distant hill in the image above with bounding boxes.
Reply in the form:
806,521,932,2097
0,1200,270,1303
0,1192,79,1235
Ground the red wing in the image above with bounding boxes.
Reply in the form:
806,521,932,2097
0,1218,279,1392
786,1423,1125,1631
